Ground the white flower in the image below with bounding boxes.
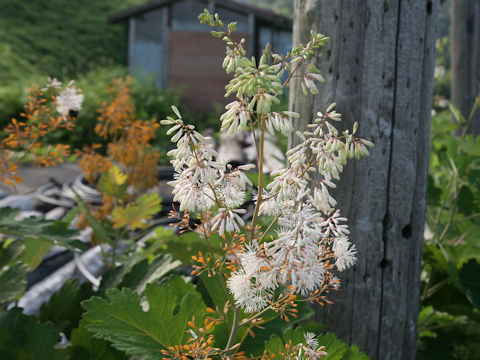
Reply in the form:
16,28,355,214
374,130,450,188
300,332,328,359
227,270,270,313
304,332,319,351
216,166,252,209
311,181,337,214
220,100,250,135
41,77,62,91
56,85,84,119
320,210,349,238
333,236,357,271
211,208,246,237
266,168,308,203
168,171,216,212
265,111,297,136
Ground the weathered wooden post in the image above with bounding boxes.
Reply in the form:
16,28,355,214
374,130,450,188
451,0,480,135
289,1,439,359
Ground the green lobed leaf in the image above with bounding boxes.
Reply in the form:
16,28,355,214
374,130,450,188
0,307,59,360
69,318,124,360
426,175,442,206
98,165,128,200
82,276,207,359
39,280,93,337
99,253,179,296
457,186,478,216
0,240,29,305
240,299,315,356
112,193,161,230
21,237,53,270
118,254,180,294
0,206,86,251
264,326,370,360
458,259,480,311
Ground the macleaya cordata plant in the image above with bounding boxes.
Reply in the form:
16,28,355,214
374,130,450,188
158,10,372,359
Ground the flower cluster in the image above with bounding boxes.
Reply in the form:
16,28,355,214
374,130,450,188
55,80,84,120
163,106,255,237
226,104,371,312
163,9,372,357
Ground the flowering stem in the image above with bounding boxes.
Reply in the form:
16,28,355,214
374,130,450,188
239,296,286,327
260,216,279,243
225,306,240,354
282,59,303,89
250,116,266,240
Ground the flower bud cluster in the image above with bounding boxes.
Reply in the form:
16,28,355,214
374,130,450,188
162,106,255,237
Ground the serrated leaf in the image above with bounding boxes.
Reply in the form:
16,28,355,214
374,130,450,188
98,166,127,199
265,334,283,355
69,318,124,360
0,207,86,251
21,237,53,270
458,259,480,311
0,241,29,305
118,254,180,294
112,193,161,230
264,327,370,359
461,135,480,157
240,300,315,356
457,186,478,216
427,175,442,206
0,307,59,360
315,333,349,359
0,238,23,269
39,280,93,337
98,252,179,296
83,276,207,359
197,272,229,311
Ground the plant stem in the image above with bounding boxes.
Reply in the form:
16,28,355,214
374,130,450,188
225,306,240,354
259,216,279,243
250,115,266,240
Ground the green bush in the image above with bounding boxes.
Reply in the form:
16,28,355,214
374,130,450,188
418,100,480,360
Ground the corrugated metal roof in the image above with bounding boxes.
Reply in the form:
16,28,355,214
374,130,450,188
109,0,292,30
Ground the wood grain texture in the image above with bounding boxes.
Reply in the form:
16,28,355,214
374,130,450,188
289,1,438,359
450,0,480,135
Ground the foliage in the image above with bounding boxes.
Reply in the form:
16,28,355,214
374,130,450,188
0,81,79,186
82,9,370,359
71,78,166,265
0,239,29,306
243,0,293,17
0,0,145,81
39,280,93,337
0,207,86,252
83,276,208,358
68,318,125,359
0,307,59,360
265,327,369,359
418,96,480,359
0,8,371,360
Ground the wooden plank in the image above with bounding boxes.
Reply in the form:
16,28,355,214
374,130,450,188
289,1,438,358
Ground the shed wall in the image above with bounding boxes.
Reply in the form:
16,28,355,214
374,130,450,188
168,31,248,111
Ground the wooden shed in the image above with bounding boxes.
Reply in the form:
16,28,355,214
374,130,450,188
110,0,292,111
